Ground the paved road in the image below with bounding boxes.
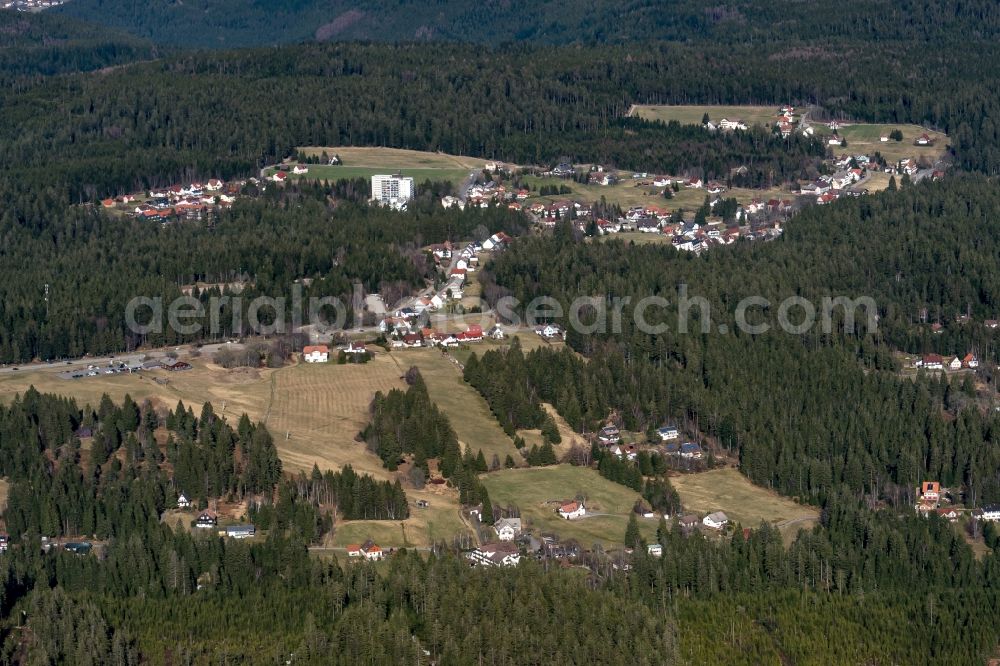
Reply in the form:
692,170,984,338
457,170,478,205
0,341,237,376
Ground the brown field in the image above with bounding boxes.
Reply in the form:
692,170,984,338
296,146,488,170
630,104,780,127
517,403,584,459
670,467,818,541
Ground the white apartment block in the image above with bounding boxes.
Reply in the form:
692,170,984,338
371,174,414,208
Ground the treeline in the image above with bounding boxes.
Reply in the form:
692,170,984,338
253,466,409,524
362,367,462,475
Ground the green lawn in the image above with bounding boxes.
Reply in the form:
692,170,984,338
481,465,659,547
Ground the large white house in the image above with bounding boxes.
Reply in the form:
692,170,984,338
657,425,680,441
302,345,329,363
372,174,414,209
978,505,1000,522
703,511,729,529
493,517,522,541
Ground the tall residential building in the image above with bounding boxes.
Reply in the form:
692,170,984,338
371,174,415,209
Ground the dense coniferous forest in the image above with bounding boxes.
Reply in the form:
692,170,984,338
51,0,1000,48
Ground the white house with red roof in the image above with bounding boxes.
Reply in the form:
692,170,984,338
302,345,329,363
558,501,585,520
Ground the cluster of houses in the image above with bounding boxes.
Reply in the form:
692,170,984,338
703,106,806,139
597,421,705,462
269,164,311,183
2,0,65,9
912,481,1000,524
387,323,505,349
913,353,978,371
301,342,368,363
189,507,256,539
101,178,243,223
586,204,786,254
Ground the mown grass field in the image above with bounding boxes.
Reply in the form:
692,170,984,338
832,123,948,163
279,146,491,188
630,104,780,127
298,146,487,170
482,465,659,546
267,165,472,187
670,467,818,540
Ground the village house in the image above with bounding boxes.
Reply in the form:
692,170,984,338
467,542,520,567
270,171,288,183
657,425,680,441
347,540,384,561
948,356,963,370
647,543,663,557
703,512,729,529
679,442,704,459
974,505,1000,522
493,517,522,541
224,524,255,539
345,341,367,355
292,165,309,175
195,511,217,528
920,354,944,370
558,501,586,520
964,353,979,368
177,493,192,509
302,344,329,363
936,507,959,522
678,515,700,532
597,425,621,444
718,118,748,131
920,481,941,502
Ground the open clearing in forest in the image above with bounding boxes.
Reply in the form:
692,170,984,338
630,104,779,127
670,467,819,540
481,464,660,546
274,146,492,187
